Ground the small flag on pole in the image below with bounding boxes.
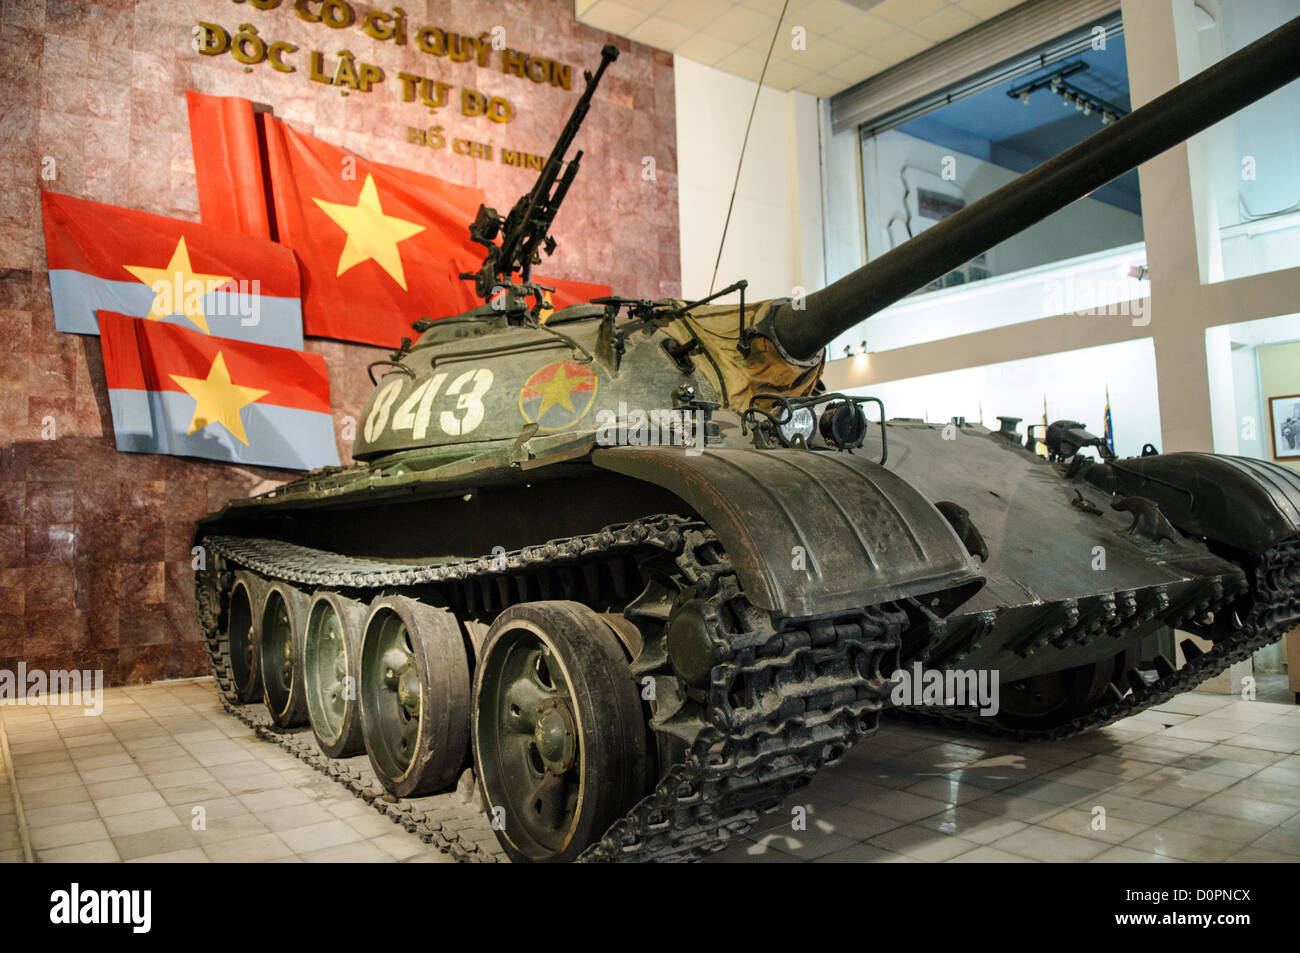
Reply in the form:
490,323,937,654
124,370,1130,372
1035,394,1049,457
1104,385,1115,455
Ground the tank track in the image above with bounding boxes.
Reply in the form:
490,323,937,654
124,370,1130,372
901,535,1300,741
194,515,904,863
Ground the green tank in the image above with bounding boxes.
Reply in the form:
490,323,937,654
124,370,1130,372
193,24,1300,862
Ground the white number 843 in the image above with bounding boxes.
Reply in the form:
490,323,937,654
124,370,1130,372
364,368,494,443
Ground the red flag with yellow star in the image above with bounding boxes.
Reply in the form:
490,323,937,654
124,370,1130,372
535,276,613,315
258,113,486,347
39,190,304,349
97,310,339,471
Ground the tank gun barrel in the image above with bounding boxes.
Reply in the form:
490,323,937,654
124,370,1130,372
768,15,1300,361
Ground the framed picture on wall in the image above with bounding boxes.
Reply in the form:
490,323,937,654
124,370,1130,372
1268,394,1300,459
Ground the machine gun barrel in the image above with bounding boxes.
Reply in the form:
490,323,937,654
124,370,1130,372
769,15,1300,361
497,43,620,284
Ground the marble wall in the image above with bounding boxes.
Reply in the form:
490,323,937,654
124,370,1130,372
0,0,679,684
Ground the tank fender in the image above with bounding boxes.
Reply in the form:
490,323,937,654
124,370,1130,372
592,447,984,617
1088,452,1300,555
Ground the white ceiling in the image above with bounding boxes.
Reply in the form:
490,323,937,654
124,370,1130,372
576,0,1030,98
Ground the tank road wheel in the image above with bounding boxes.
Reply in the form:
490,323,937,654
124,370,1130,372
259,583,311,729
472,601,647,863
359,595,470,798
303,591,367,759
226,573,263,704
998,649,1138,731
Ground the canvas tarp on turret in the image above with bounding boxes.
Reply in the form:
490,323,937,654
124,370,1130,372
665,299,824,411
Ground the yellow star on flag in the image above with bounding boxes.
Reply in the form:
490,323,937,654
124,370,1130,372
531,364,586,417
313,173,425,289
123,236,232,335
169,351,269,446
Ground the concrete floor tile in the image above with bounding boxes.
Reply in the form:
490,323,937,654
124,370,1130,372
239,788,312,814
902,775,994,807
104,807,187,838
259,803,336,832
1246,826,1300,856
749,825,857,861
848,786,950,823
19,783,91,807
1195,792,1300,826
1083,792,1184,827
867,824,980,862
1221,776,1300,808
343,811,410,840
17,772,81,795
30,818,110,850
112,826,199,861
947,845,1038,862
36,839,122,863
158,782,229,807
277,820,364,854
372,832,429,861
202,832,294,863
95,791,169,817
13,759,76,779
1037,807,1148,846
1156,809,1274,846
805,803,909,841
78,764,144,785
325,799,374,820
1001,778,1098,807
996,826,1111,862
813,841,899,863
914,805,1029,845
190,812,270,842
1124,827,1240,862
24,802,98,828
955,792,1064,824
1089,845,1185,863
300,840,394,862
123,847,209,863
86,776,156,800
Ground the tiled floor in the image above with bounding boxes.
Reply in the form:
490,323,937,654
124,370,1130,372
0,679,452,863
710,693,1300,863
2,680,1298,863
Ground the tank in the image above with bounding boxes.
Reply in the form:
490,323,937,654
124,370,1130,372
193,21,1300,863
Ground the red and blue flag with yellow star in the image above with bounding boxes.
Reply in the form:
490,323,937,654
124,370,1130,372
40,191,303,349
98,311,339,470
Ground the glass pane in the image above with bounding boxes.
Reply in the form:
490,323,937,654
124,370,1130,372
1188,0,1300,283
843,338,1161,460
851,28,1146,352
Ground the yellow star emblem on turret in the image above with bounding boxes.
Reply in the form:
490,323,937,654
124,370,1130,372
313,173,425,289
123,236,232,335
169,351,269,446
531,363,589,417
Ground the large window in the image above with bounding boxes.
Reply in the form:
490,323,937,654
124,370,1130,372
860,27,1142,292
1186,0,1300,284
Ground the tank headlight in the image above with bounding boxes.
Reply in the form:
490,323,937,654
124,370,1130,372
819,401,868,450
777,406,816,447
